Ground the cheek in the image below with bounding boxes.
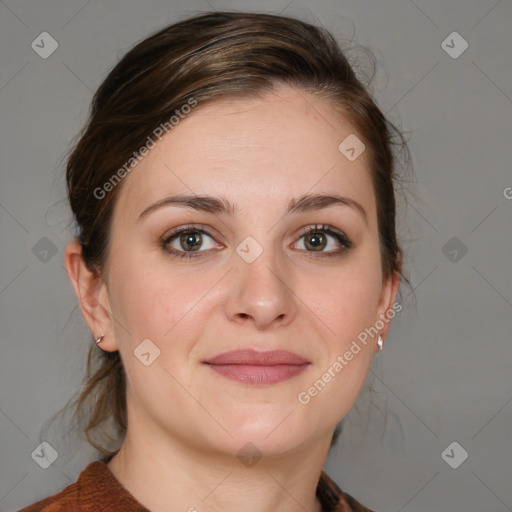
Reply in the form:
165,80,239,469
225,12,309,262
319,259,383,343
300,261,382,419
108,258,218,347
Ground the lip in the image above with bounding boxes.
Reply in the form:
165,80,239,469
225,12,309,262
205,349,309,365
203,349,310,385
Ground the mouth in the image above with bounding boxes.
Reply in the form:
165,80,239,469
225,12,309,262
203,349,310,385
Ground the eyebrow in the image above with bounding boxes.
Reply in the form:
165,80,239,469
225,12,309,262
137,193,368,224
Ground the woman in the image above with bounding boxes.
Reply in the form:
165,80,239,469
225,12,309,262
20,11,405,512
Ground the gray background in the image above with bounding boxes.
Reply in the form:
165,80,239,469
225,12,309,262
1,1,511,511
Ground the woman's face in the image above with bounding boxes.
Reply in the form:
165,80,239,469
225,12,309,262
99,86,398,458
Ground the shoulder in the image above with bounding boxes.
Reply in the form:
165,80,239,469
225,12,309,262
318,471,375,512
17,460,144,512
17,471,81,512
18,500,81,512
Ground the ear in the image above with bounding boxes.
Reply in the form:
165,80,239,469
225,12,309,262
376,268,402,349
64,240,118,352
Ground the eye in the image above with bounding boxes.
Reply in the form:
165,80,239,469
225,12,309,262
161,223,352,260
162,225,221,258
293,224,353,256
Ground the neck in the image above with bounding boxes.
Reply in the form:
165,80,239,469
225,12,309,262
107,426,331,512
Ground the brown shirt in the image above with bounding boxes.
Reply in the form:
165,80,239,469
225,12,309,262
18,460,374,512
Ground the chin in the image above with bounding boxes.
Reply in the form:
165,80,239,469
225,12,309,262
209,414,317,458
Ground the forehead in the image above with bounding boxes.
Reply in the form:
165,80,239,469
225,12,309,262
114,86,375,221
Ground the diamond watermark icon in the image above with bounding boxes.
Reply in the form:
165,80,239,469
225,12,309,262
236,236,263,264
134,338,161,366
442,236,468,263
31,441,58,469
31,32,59,59
237,442,262,468
441,441,468,469
338,134,365,162
441,32,468,59
32,236,58,263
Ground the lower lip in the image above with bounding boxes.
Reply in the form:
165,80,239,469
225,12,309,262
205,363,309,384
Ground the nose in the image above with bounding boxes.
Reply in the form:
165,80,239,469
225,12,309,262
224,245,297,330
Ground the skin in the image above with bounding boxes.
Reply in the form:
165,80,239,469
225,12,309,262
65,85,400,512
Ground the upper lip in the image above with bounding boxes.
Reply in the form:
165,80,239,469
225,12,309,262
204,349,309,366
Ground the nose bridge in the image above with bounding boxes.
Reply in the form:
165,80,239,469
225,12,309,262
226,234,296,328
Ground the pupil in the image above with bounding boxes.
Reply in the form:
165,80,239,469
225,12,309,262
181,232,202,251
307,233,325,251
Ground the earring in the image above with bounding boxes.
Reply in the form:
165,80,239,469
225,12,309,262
377,334,383,351
95,335,105,345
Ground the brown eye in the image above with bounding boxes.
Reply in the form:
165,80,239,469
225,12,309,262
179,232,203,251
162,227,221,258
293,225,353,255
304,232,327,251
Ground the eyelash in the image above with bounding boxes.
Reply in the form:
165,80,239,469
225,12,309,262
161,223,353,260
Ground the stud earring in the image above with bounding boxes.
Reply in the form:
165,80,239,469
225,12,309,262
95,335,105,345
377,334,383,351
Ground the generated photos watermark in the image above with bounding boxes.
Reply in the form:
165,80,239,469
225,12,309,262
297,301,402,405
93,97,198,200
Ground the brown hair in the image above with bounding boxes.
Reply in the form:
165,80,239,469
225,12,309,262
63,11,408,457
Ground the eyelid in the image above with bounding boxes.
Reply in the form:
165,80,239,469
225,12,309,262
295,223,350,241
161,224,224,259
293,224,353,252
162,224,223,245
